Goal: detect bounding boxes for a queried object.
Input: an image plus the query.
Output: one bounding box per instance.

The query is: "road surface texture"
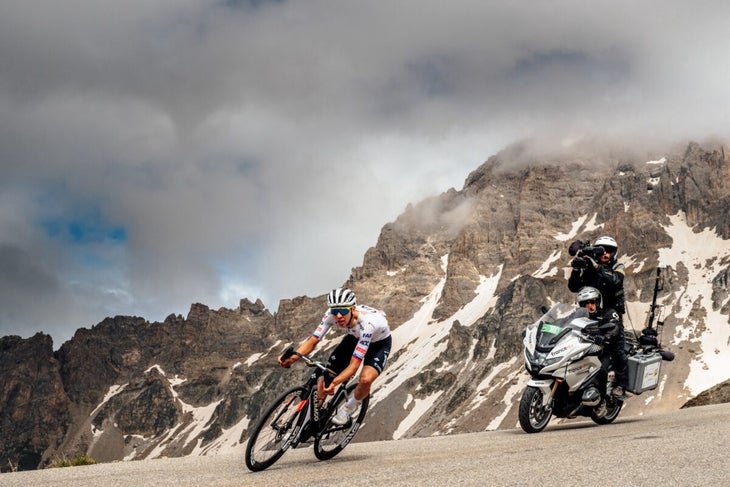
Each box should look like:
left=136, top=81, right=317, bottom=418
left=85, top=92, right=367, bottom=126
left=3, top=402, right=727, bottom=486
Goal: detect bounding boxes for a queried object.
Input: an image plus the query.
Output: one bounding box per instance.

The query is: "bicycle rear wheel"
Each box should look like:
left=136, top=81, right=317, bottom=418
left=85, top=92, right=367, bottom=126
left=313, top=385, right=369, bottom=461
left=245, top=386, right=306, bottom=472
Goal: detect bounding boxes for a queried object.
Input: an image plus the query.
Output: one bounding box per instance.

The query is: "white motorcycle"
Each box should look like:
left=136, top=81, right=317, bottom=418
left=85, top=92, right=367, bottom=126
left=519, top=303, right=626, bottom=433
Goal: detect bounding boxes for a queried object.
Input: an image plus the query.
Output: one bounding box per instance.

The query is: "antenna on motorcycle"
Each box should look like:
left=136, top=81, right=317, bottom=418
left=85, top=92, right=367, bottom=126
left=640, top=266, right=667, bottom=348
left=646, top=267, right=664, bottom=330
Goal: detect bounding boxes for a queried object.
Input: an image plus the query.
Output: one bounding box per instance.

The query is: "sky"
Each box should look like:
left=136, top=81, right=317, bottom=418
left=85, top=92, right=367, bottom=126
left=2, top=1, right=730, bottom=346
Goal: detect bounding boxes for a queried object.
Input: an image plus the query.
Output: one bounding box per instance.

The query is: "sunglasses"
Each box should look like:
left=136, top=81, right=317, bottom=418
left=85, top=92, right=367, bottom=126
left=330, top=307, right=353, bottom=316
left=581, top=299, right=598, bottom=306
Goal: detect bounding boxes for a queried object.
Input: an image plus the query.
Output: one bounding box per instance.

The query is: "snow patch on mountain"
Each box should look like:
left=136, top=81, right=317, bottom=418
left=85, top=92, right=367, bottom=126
left=647, top=157, right=667, bottom=165
left=555, top=213, right=602, bottom=242
left=90, top=384, right=128, bottom=419
left=487, top=369, right=529, bottom=431
left=555, top=215, right=589, bottom=242
left=658, top=212, right=730, bottom=395
left=370, top=255, right=502, bottom=437
left=533, top=250, right=561, bottom=278
left=393, top=392, right=444, bottom=440
left=104, top=365, right=246, bottom=460
left=466, top=356, right=522, bottom=421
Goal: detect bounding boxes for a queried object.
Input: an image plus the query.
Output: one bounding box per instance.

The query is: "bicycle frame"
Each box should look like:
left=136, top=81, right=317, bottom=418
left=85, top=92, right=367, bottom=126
left=283, top=351, right=350, bottom=448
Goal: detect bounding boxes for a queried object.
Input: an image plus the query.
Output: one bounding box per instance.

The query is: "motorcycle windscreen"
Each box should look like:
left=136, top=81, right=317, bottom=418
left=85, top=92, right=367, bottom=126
left=535, top=322, right=565, bottom=351
left=535, top=307, right=587, bottom=351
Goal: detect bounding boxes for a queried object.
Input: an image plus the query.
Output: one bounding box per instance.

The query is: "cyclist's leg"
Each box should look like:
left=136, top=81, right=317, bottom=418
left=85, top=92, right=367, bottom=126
left=353, top=365, right=378, bottom=401
left=321, top=335, right=357, bottom=394
left=353, top=335, right=391, bottom=401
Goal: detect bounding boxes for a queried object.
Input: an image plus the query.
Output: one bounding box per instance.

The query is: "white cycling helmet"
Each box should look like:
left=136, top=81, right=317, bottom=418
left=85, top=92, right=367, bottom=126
left=327, top=288, right=357, bottom=307
left=577, top=286, right=602, bottom=308
left=594, top=236, right=618, bottom=256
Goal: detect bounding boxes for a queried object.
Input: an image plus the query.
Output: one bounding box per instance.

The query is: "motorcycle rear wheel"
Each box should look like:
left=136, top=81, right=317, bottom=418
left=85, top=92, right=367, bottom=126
left=519, top=386, right=553, bottom=433
left=591, top=398, right=623, bottom=424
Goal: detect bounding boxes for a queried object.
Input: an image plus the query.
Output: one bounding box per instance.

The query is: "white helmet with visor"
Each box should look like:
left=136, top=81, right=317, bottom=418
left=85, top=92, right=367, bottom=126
left=327, top=288, right=357, bottom=307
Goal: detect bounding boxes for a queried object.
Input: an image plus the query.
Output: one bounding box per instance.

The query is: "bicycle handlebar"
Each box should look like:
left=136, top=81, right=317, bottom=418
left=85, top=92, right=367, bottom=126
left=281, top=346, right=337, bottom=375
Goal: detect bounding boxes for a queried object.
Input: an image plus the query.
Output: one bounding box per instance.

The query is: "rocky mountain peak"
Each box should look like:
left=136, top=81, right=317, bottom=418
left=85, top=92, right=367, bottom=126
left=2, top=139, right=730, bottom=471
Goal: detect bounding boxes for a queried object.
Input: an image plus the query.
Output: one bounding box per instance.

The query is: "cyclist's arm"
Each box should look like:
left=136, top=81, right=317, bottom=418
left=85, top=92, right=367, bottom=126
left=297, top=336, right=319, bottom=355
left=327, top=356, right=362, bottom=391
left=278, top=336, right=319, bottom=367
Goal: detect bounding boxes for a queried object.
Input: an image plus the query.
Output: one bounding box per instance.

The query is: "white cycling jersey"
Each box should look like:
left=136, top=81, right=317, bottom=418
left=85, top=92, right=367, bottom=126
left=313, top=304, right=390, bottom=360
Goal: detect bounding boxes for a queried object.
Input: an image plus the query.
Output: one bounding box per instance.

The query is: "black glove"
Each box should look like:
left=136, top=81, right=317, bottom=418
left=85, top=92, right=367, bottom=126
left=592, top=335, right=604, bottom=346
left=571, top=257, right=588, bottom=269
left=583, top=323, right=599, bottom=336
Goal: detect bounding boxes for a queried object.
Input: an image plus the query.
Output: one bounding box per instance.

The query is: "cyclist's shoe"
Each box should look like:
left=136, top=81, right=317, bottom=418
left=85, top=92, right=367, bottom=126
left=331, top=404, right=354, bottom=425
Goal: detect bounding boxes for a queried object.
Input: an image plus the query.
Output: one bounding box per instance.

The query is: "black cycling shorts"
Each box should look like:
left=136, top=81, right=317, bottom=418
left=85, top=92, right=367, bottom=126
left=325, top=334, right=392, bottom=383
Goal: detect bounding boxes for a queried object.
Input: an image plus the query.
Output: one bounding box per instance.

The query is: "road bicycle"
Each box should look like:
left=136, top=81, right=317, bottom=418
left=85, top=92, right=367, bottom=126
left=245, top=346, right=370, bottom=472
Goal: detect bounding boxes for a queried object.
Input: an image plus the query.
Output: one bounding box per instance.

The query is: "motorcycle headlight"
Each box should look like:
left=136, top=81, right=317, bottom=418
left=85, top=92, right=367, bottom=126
left=544, top=356, right=561, bottom=366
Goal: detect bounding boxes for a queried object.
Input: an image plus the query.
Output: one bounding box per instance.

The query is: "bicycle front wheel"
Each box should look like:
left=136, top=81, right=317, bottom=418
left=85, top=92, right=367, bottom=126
left=245, top=386, right=306, bottom=472
left=313, top=385, right=369, bottom=461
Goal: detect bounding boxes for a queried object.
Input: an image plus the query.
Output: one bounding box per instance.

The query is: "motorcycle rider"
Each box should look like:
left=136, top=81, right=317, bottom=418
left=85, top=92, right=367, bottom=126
left=568, top=235, right=629, bottom=398
left=576, top=286, right=623, bottom=416
left=277, top=288, right=392, bottom=425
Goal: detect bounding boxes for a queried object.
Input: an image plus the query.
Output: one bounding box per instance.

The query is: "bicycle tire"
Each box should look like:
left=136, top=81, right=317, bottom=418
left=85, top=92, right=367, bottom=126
left=245, top=386, right=307, bottom=472
left=313, top=384, right=369, bottom=461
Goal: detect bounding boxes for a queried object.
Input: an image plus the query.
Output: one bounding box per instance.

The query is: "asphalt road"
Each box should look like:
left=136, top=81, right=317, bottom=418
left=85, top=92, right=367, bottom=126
left=4, top=403, right=728, bottom=487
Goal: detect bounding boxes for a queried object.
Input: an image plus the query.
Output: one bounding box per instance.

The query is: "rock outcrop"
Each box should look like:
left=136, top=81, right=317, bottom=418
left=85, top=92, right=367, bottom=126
left=0, top=333, right=70, bottom=471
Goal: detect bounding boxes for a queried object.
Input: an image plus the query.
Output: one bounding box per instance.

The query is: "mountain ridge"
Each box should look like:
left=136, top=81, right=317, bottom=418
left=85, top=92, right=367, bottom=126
left=2, top=138, right=730, bottom=471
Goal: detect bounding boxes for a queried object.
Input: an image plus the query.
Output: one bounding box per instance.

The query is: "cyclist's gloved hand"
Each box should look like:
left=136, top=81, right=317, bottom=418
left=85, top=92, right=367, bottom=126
left=278, top=346, right=297, bottom=368
left=278, top=355, right=296, bottom=368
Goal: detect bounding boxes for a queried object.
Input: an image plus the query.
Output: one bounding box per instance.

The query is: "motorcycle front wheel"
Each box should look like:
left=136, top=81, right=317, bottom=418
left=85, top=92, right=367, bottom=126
left=518, top=386, right=553, bottom=433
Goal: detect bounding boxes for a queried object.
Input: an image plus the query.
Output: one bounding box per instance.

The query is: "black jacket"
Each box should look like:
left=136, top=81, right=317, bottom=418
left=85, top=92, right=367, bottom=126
left=568, top=260, right=626, bottom=314
left=586, top=307, right=621, bottom=344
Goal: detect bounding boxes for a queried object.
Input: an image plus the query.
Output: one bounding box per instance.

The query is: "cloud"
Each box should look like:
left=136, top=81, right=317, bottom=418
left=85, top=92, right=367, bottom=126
left=1, top=1, right=729, bottom=345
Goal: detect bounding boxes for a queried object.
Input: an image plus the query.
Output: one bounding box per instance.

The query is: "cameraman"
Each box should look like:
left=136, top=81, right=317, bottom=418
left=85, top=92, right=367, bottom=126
left=568, top=235, right=629, bottom=398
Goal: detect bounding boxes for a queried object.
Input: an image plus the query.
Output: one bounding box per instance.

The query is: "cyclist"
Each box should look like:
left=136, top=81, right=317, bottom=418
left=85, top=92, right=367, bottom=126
left=278, top=288, right=392, bottom=425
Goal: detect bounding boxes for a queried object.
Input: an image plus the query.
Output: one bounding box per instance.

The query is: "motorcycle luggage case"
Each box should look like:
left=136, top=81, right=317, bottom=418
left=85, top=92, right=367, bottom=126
left=627, top=352, right=662, bottom=394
